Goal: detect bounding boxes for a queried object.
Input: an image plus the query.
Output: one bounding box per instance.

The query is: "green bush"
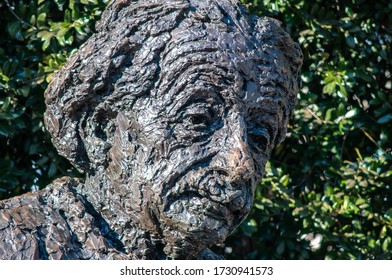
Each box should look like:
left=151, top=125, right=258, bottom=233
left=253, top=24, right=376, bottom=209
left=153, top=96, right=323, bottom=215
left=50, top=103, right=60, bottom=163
left=0, top=0, right=108, bottom=197
left=0, top=0, right=391, bottom=259
left=221, top=0, right=392, bottom=260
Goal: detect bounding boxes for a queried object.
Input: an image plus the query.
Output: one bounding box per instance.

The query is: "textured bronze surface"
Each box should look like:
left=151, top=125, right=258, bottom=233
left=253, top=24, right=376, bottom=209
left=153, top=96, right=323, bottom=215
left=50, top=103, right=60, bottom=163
left=0, top=0, right=302, bottom=259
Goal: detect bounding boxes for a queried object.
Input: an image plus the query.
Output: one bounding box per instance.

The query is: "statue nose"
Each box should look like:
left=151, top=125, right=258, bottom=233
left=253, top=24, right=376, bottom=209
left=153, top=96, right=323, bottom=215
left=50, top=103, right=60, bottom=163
left=226, top=133, right=255, bottom=183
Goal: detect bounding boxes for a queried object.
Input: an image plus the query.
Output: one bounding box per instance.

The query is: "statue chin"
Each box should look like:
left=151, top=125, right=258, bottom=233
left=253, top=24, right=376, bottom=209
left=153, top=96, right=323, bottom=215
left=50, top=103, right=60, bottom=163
left=160, top=168, right=252, bottom=247
left=165, top=195, right=232, bottom=236
left=161, top=196, right=233, bottom=259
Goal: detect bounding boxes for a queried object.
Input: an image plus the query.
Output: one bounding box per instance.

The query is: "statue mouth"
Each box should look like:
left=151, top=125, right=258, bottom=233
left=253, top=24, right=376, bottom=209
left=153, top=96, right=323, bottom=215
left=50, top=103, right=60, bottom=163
left=166, top=192, right=232, bottom=221
left=161, top=169, right=252, bottom=233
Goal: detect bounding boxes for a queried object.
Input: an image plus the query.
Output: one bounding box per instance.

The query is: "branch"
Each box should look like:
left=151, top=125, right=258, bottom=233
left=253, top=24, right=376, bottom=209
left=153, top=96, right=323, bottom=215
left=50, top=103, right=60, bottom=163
left=5, top=0, right=37, bottom=30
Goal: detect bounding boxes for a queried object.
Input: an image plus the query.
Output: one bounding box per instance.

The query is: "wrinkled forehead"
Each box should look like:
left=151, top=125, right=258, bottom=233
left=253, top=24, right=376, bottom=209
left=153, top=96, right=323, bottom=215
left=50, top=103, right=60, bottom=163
left=152, top=24, right=276, bottom=112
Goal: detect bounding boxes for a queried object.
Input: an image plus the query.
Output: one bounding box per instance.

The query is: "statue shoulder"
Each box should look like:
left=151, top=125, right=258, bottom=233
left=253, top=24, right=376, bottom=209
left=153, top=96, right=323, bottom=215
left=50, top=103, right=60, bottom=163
left=0, top=177, right=129, bottom=260
left=0, top=177, right=86, bottom=259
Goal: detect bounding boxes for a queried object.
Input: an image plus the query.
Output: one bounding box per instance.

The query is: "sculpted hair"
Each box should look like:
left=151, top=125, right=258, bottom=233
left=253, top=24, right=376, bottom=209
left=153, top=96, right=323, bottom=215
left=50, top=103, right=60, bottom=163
left=44, top=0, right=303, bottom=172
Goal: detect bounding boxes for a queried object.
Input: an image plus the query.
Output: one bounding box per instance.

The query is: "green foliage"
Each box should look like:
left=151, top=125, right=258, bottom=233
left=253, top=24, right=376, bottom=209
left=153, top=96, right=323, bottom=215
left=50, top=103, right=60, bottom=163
left=0, top=0, right=108, bottom=198
left=216, top=0, right=391, bottom=259
left=1, top=0, right=391, bottom=259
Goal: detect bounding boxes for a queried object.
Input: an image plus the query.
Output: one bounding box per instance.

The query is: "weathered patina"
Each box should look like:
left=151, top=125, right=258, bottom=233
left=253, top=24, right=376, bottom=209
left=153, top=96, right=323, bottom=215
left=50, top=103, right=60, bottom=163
left=0, top=0, right=302, bottom=259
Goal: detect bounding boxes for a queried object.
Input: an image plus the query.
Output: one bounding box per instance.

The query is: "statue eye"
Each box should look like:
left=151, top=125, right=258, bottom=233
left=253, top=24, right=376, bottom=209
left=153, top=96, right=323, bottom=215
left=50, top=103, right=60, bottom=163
left=184, top=104, right=215, bottom=131
left=190, top=113, right=212, bottom=126
left=248, top=127, right=270, bottom=153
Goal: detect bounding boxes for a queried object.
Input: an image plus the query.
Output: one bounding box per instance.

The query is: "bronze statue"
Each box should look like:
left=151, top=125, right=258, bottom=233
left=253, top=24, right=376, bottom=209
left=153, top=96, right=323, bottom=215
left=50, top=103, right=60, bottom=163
left=0, top=0, right=302, bottom=259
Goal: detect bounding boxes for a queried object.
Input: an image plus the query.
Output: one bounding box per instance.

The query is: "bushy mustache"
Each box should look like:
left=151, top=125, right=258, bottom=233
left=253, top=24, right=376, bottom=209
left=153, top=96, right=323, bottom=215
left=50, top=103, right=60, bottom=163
left=161, top=161, right=252, bottom=214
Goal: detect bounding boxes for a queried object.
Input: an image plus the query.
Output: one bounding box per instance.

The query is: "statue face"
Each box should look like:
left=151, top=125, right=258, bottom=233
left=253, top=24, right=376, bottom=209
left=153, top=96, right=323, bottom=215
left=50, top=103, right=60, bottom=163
left=117, top=54, right=280, bottom=250
left=91, top=20, right=291, bottom=255
left=44, top=0, right=302, bottom=258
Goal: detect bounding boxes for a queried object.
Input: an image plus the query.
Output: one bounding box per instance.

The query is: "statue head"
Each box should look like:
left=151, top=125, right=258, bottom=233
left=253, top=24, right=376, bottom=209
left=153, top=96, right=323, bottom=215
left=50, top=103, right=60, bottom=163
left=44, top=0, right=302, bottom=258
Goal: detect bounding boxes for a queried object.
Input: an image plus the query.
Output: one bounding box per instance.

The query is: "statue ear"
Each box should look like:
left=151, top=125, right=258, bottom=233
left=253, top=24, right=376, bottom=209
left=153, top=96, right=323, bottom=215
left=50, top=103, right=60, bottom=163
left=80, top=109, right=117, bottom=171
left=44, top=106, right=116, bottom=173
left=44, top=107, right=90, bottom=173
left=255, top=18, right=303, bottom=92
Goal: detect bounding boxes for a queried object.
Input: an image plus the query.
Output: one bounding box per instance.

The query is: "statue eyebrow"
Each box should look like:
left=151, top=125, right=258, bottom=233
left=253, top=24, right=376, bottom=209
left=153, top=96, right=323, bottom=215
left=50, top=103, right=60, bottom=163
left=247, top=110, right=278, bottom=144
left=165, top=84, right=224, bottom=116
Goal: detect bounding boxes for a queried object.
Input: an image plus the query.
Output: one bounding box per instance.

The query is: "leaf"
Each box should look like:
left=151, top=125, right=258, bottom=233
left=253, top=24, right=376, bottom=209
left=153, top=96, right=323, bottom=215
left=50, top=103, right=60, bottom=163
left=28, top=143, right=39, bottom=155
left=7, top=21, right=21, bottom=38
left=74, top=25, right=87, bottom=36
left=56, top=27, right=69, bottom=38
left=276, top=240, right=285, bottom=255
left=30, top=14, right=36, bottom=26
left=2, top=60, right=10, bottom=75
left=352, top=220, right=362, bottom=230
left=345, top=109, right=358, bottom=119
left=338, top=84, right=348, bottom=98
left=348, top=25, right=362, bottom=33
left=377, top=114, right=392, bottom=124
left=323, top=82, right=336, bottom=94
left=337, top=103, right=345, bottom=115
left=0, top=109, right=25, bottom=120
left=37, top=30, right=56, bottom=51
left=37, top=13, right=47, bottom=28
left=358, top=70, right=375, bottom=83
left=48, top=163, right=57, bottom=177
left=54, top=0, right=67, bottom=8
left=380, top=50, right=388, bottom=61
left=64, top=33, right=74, bottom=45
left=17, top=85, right=30, bottom=97
left=355, top=198, right=366, bottom=206
left=384, top=209, right=392, bottom=221
left=0, top=122, right=9, bottom=137
left=241, top=219, right=258, bottom=237
left=382, top=237, right=391, bottom=252
left=42, top=39, right=51, bottom=51
left=0, top=73, right=9, bottom=84
left=368, top=239, right=376, bottom=249
left=325, top=108, right=334, bottom=121
left=380, top=226, right=387, bottom=239
left=345, top=36, right=356, bottom=48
